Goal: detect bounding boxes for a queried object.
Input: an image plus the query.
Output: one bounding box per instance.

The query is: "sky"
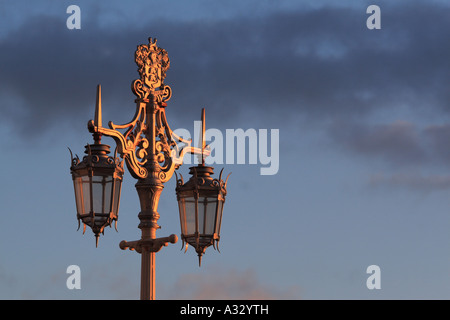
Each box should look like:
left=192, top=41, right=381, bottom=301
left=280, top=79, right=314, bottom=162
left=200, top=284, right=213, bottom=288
left=0, top=0, right=449, bottom=300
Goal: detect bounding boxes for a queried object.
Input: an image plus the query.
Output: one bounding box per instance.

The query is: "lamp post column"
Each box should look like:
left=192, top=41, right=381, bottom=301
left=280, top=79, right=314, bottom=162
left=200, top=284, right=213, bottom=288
left=136, top=96, right=163, bottom=300
left=136, top=180, right=162, bottom=300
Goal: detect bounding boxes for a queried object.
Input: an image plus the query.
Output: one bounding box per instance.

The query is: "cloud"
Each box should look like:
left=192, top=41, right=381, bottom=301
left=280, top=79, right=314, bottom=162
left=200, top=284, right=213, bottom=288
left=328, top=120, right=427, bottom=166
left=368, top=172, right=450, bottom=192
left=0, top=1, right=448, bottom=141
left=162, top=266, right=301, bottom=299
left=327, top=120, right=450, bottom=191
left=328, top=121, right=450, bottom=168
left=422, top=124, right=450, bottom=165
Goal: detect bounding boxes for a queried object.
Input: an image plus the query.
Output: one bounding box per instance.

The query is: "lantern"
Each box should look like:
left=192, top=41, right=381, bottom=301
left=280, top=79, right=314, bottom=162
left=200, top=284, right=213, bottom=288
left=70, top=142, right=124, bottom=246
left=175, top=165, right=230, bottom=266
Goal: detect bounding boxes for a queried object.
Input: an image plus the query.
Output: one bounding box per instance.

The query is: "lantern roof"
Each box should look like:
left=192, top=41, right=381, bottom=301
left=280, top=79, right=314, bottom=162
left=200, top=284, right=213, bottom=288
left=175, top=165, right=229, bottom=195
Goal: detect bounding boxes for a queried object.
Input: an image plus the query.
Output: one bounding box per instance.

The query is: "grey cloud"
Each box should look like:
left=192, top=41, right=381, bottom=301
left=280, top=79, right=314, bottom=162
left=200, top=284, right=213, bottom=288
left=329, top=121, right=450, bottom=168
left=423, top=124, right=450, bottom=164
left=369, top=172, right=450, bottom=192
left=328, top=120, right=450, bottom=191
left=328, top=120, right=427, bottom=166
left=0, top=2, right=448, bottom=141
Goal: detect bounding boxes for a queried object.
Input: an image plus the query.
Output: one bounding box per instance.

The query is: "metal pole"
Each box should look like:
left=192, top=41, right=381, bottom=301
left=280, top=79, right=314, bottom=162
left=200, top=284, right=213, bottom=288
left=140, top=237, right=156, bottom=300
left=136, top=180, right=163, bottom=300
left=137, top=97, right=162, bottom=300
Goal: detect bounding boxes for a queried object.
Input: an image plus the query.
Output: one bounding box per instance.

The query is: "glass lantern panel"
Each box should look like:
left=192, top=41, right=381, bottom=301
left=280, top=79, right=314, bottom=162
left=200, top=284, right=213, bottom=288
left=73, top=177, right=84, bottom=214
left=215, top=199, right=224, bottom=234
left=81, top=175, right=91, bottom=214
left=103, top=176, right=113, bottom=213
left=112, top=178, right=122, bottom=215
left=178, top=198, right=187, bottom=235
left=184, top=198, right=197, bottom=235
left=92, top=175, right=109, bottom=214
left=198, top=197, right=218, bottom=235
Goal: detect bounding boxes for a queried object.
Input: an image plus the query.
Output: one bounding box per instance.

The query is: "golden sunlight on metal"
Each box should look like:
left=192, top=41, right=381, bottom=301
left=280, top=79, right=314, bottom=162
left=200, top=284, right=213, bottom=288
left=175, top=164, right=230, bottom=266
left=69, top=142, right=124, bottom=247
left=69, top=37, right=230, bottom=299
left=176, top=108, right=231, bottom=266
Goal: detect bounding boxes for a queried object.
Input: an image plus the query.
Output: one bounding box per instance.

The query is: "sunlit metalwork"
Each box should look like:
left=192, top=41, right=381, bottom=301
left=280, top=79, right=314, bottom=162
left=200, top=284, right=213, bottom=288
left=175, top=109, right=230, bottom=266
left=69, top=37, right=230, bottom=300
left=70, top=86, right=124, bottom=247
left=69, top=142, right=124, bottom=247
left=176, top=165, right=230, bottom=266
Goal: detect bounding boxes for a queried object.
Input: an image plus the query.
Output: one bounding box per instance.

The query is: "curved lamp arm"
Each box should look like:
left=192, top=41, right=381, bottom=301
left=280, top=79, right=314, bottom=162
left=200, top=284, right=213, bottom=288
left=88, top=85, right=210, bottom=182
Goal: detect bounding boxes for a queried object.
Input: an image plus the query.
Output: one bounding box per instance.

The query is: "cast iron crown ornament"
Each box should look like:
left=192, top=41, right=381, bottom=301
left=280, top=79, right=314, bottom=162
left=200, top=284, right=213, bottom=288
left=69, top=37, right=230, bottom=269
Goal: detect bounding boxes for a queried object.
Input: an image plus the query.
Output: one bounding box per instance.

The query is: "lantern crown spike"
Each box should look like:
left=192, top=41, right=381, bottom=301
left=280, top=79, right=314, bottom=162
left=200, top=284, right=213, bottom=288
left=201, top=108, right=206, bottom=165
left=94, top=84, right=102, bottom=129
left=92, top=84, right=103, bottom=144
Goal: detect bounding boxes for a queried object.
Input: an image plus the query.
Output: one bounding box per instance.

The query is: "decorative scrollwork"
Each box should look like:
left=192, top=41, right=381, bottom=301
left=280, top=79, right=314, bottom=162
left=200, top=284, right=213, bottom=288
left=69, top=148, right=80, bottom=167
left=212, top=169, right=231, bottom=193
left=87, top=37, right=209, bottom=182
left=161, top=85, right=172, bottom=102
left=132, top=79, right=147, bottom=100
left=88, top=99, right=150, bottom=179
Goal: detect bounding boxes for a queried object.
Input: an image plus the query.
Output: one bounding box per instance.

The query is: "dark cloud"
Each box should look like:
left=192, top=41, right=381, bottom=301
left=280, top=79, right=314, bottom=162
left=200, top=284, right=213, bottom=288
left=423, top=124, right=450, bottom=164
left=0, top=2, right=448, bottom=140
left=369, top=172, right=450, bottom=192
left=327, top=120, right=450, bottom=191
left=328, top=120, right=427, bottom=166
left=328, top=121, right=450, bottom=167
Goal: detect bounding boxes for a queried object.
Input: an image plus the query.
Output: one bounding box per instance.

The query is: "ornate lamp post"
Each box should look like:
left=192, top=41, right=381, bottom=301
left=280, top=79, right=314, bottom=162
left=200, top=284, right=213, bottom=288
left=69, top=37, right=230, bottom=300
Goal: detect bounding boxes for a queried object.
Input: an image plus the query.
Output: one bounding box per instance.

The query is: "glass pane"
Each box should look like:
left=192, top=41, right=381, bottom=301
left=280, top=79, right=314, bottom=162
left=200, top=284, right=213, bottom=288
left=112, top=178, right=122, bottom=215
left=204, top=197, right=217, bottom=235
left=92, top=175, right=105, bottom=214
left=103, top=178, right=113, bottom=213
left=197, top=198, right=205, bottom=234
left=196, top=197, right=220, bottom=235
left=82, top=175, right=91, bottom=214
left=178, top=198, right=187, bottom=235
left=185, top=199, right=196, bottom=235
left=215, top=200, right=224, bottom=234
left=73, top=178, right=84, bottom=214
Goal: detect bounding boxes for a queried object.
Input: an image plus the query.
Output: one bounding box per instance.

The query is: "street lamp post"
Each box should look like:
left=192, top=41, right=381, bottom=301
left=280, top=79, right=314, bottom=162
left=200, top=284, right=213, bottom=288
left=69, top=37, right=230, bottom=300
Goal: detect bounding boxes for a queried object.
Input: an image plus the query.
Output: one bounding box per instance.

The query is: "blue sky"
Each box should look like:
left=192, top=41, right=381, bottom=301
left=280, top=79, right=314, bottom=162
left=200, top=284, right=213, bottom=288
left=0, top=0, right=449, bottom=299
